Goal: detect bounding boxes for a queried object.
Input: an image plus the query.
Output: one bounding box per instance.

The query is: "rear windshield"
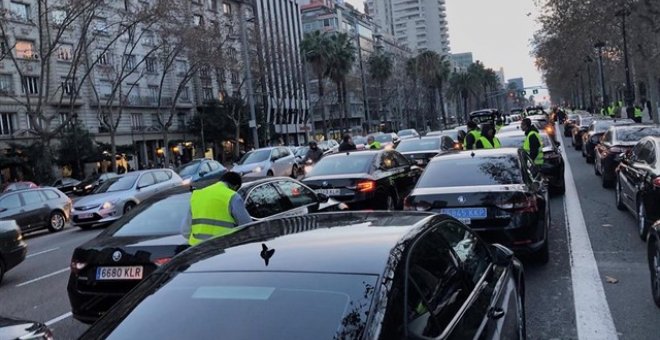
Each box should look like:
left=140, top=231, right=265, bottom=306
left=398, top=129, right=416, bottom=137
left=396, top=138, right=440, bottom=152
left=441, top=130, right=459, bottom=141
left=616, top=127, right=660, bottom=142
left=418, top=155, right=523, bottom=188
left=309, top=154, right=374, bottom=176
left=112, top=193, right=190, bottom=237
left=498, top=134, right=553, bottom=148
left=103, top=272, right=377, bottom=340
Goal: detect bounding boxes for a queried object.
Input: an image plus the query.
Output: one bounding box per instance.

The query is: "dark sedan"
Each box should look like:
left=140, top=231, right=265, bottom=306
left=395, top=135, right=455, bottom=167
left=176, top=158, right=226, bottom=185
left=595, top=125, right=660, bottom=188
left=647, top=220, right=660, bottom=308
left=0, top=316, right=52, bottom=339
left=404, top=148, right=550, bottom=263
left=571, top=115, right=595, bottom=150
left=68, top=177, right=345, bottom=323
left=0, top=220, right=26, bottom=284
left=80, top=212, right=525, bottom=340
left=0, top=188, right=71, bottom=233
left=582, top=119, right=634, bottom=163
left=564, top=113, right=579, bottom=137
left=73, top=172, right=118, bottom=196
left=52, top=177, right=80, bottom=195
left=615, top=137, right=660, bottom=240
left=302, top=150, right=422, bottom=210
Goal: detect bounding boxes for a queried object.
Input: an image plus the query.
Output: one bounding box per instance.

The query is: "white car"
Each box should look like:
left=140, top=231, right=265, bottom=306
left=231, top=147, right=297, bottom=178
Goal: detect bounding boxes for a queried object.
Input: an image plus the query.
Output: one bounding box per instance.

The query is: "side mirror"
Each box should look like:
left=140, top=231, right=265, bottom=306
left=317, top=193, right=329, bottom=203
left=199, top=171, right=207, bottom=177
left=270, top=156, right=277, bottom=162
left=490, top=244, right=514, bottom=266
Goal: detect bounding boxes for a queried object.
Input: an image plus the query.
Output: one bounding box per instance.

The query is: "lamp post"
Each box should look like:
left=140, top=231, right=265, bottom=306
left=584, top=56, right=595, bottom=110
left=238, top=0, right=259, bottom=149
left=594, top=41, right=608, bottom=106
left=615, top=8, right=635, bottom=108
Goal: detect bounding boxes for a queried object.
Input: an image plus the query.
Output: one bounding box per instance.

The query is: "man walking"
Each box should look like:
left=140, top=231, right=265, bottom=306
left=521, top=118, right=544, bottom=166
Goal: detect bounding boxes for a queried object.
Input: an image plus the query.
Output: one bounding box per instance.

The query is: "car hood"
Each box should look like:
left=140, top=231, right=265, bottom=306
left=232, top=161, right=267, bottom=174
left=74, top=191, right=130, bottom=207
left=0, top=316, right=50, bottom=339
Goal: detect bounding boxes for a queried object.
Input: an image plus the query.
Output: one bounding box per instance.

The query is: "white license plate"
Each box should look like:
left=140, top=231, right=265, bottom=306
left=96, top=266, right=143, bottom=280
left=316, top=189, right=341, bottom=196
left=78, top=213, right=94, bottom=219
left=458, top=218, right=472, bottom=225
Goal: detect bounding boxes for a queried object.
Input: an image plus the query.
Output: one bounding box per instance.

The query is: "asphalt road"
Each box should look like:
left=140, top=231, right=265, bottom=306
left=0, top=129, right=658, bottom=339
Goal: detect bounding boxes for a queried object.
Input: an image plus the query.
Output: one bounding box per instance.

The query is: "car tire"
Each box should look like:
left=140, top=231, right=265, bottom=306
left=615, top=179, right=626, bottom=211
left=649, top=238, right=660, bottom=308
left=291, top=165, right=298, bottom=179
left=48, top=211, right=66, bottom=232
left=124, top=202, right=136, bottom=214
left=638, top=199, right=649, bottom=241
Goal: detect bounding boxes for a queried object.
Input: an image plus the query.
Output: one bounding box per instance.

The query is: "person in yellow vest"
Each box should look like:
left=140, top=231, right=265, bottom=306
left=186, top=172, right=252, bottom=246
left=463, top=121, right=481, bottom=150
left=367, top=135, right=382, bottom=150
left=475, top=124, right=501, bottom=149
left=634, top=105, right=643, bottom=123
left=521, top=118, right=544, bottom=166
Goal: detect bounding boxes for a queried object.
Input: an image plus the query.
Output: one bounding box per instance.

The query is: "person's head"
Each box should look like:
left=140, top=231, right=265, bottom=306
left=521, top=118, right=533, bottom=133
left=367, top=135, right=375, bottom=144
left=467, top=121, right=478, bottom=131
left=342, top=134, right=352, bottom=144
left=221, top=171, right=242, bottom=191
left=457, top=130, right=467, bottom=142
left=482, top=124, right=495, bottom=138
left=309, top=141, right=318, bottom=150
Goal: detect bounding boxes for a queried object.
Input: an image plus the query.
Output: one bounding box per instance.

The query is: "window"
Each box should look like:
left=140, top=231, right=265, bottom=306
left=0, top=194, right=21, bottom=210
left=42, top=190, right=61, bottom=200
left=175, top=60, right=187, bottom=75
left=202, top=87, right=213, bottom=101
left=21, top=76, right=39, bottom=94
left=180, top=86, right=190, bottom=101
left=57, top=43, right=73, bottom=61
left=10, top=2, right=30, bottom=21
left=0, top=113, right=14, bottom=135
left=121, top=25, right=135, bottom=43
left=154, top=171, right=170, bottom=183
left=245, top=184, right=290, bottom=219
left=193, top=15, right=203, bottom=26
left=151, top=113, right=160, bottom=126
left=274, top=180, right=317, bottom=208
left=231, top=71, right=239, bottom=83
left=21, top=191, right=43, bottom=205
left=143, top=30, right=155, bottom=45
left=112, top=193, right=190, bottom=237
left=59, top=112, right=71, bottom=126
left=417, top=155, right=523, bottom=188
left=137, top=173, right=156, bottom=188
left=222, top=2, right=231, bottom=15
left=61, top=77, right=75, bottom=95
left=94, top=17, right=108, bottom=33
left=228, top=48, right=237, bottom=61
left=145, top=57, right=157, bottom=73
left=0, top=74, right=13, bottom=93
left=207, top=0, right=217, bottom=11
left=435, top=222, right=490, bottom=284
left=97, top=51, right=109, bottom=65
left=98, top=80, right=113, bottom=98
left=52, top=9, right=66, bottom=25
left=131, top=113, right=143, bottom=130
left=148, top=85, right=159, bottom=101
left=124, top=54, right=136, bottom=69
left=177, top=113, right=186, bottom=129
left=15, top=40, right=36, bottom=59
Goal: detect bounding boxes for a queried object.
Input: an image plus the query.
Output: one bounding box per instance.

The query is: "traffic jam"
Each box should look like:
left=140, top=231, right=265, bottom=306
left=2, top=108, right=660, bottom=339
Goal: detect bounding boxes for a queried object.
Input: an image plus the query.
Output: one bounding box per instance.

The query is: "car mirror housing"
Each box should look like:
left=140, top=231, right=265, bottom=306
left=199, top=171, right=207, bottom=177
left=317, top=193, right=329, bottom=203
left=490, top=243, right=514, bottom=266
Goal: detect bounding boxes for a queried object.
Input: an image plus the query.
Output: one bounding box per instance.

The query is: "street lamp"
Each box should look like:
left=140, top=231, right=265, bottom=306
left=615, top=8, right=635, bottom=108
left=238, top=0, right=259, bottom=149
left=594, top=41, right=608, bottom=107
left=584, top=56, right=595, bottom=110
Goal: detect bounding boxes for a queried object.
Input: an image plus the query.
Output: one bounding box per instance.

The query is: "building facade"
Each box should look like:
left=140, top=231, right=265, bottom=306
left=451, top=52, right=474, bottom=73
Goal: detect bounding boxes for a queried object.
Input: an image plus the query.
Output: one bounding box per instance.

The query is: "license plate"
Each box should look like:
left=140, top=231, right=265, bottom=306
left=415, top=159, right=425, bottom=165
left=316, top=189, right=341, bottom=196
left=78, top=213, right=94, bottom=219
left=440, top=208, right=488, bottom=222
left=96, top=266, right=143, bottom=280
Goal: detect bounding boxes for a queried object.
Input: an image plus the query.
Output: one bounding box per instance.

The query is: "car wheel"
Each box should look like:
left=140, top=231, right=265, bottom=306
left=638, top=200, right=649, bottom=241
left=650, top=239, right=660, bottom=308
left=124, top=202, right=136, bottom=214
left=615, top=179, right=626, bottom=211
left=267, top=170, right=274, bottom=177
left=291, top=165, right=298, bottom=179
left=48, top=211, right=66, bottom=232
left=516, top=279, right=527, bottom=339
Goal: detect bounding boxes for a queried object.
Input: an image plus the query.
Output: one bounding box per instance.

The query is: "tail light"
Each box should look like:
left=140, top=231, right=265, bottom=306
left=653, top=177, right=660, bottom=188
left=496, top=195, right=537, bottom=212
left=609, top=146, right=626, bottom=154
left=545, top=126, right=554, bottom=134
left=453, top=143, right=463, bottom=150
left=153, top=257, right=172, bottom=266
left=403, top=196, right=431, bottom=211
left=357, top=180, right=376, bottom=193
left=70, top=260, right=87, bottom=274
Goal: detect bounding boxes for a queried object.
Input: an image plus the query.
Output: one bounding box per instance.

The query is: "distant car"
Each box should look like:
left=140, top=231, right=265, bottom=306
left=582, top=119, right=634, bottom=163
left=571, top=115, right=595, bottom=150
left=564, top=113, right=580, bottom=137
left=428, top=129, right=463, bottom=144
left=232, top=147, right=297, bottom=178
left=52, top=177, right=81, bottom=195
left=397, top=128, right=419, bottom=140
left=395, top=135, right=455, bottom=167
left=0, top=316, right=52, bottom=339
left=647, top=220, right=660, bottom=308
left=367, top=132, right=400, bottom=147
left=0, top=220, right=26, bottom=284
left=0, top=188, right=71, bottom=233
left=176, top=159, right=226, bottom=185
left=469, top=109, right=497, bottom=124
left=71, top=169, right=182, bottom=229
left=3, top=182, right=38, bottom=193
left=79, top=212, right=526, bottom=340
left=67, top=177, right=345, bottom=323
left=73, top=172, right=118, bottom=196
left=303, top=149, right=422, bottom=210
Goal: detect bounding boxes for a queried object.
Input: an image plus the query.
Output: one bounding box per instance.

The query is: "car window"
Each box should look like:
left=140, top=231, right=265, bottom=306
left=441, top=136, right=455, bottom=150
left=418, top=155, right=523, bottom=188
left=393, top=151, right=410, bottom=167
left=21, top=191, right=43, bottom=205
left=602, top=131, right=612, bottom=144
left=209, top=161, right=221, bottom=171
left=112, top=193, right=190, bottom=236
left=435, top=221, right=490, bottom=285
left=616, top=127, right=660, bottom=142
left=380, top=152, right=397, bottom=169
left=154, top=171, right=170, bottom=183
left=177, top=161, right=201, bottom=177
left=279, top=147, right=291, bottom=157
left=41, top=190, right=61, bottom=200
left=637, top=141, right=654, bottom=164
left=245, top=183, right=289, bottom=219
left=0, top=194, right=22, bottom=209
left=53, top=179, right=63, bottom=186
left=137, top=173, right=157, bottom=188
left=270, top=148, right=280, bottom=161
left=308, top=154, right=375, bottom=176
left=396, top=139, right=441, bottom=153
left=274, top=180, right=317, bottom=208
left=647, top=142, right=657, bottom=165
left=201, top=162, right=213, bottom=173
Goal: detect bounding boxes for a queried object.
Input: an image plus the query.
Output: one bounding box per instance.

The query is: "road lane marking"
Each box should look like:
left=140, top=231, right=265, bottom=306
left=560, top=124, right=618, bottom=340
left=26, top=247, right=59, bottom=258
left=15, top=267, right=69, bottom=287
left=45, top=312, right=72, bottom=326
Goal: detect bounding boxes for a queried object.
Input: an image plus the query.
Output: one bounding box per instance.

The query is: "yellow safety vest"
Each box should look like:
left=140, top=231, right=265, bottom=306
left=523, top=130, right=544, bottom=165
left=607, top=106, right=615, bottom=116
left=368, top=141, right=382, bottom=149
left=634, top=108, right=643, bottom=118
left=189, top=182, right=237, bottom=246
left=477, top=136, right=501, bottom=149
left=463, top=130, right=481, bottom=150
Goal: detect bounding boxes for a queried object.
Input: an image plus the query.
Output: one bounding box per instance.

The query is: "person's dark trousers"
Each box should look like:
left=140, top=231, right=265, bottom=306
left=634, top=117, right=642, bottom=123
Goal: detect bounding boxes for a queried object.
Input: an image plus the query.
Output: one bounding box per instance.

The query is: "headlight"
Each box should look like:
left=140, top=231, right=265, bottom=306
left=84, top=184, right=93, bottom=190
left=304, top=165, right=314, bottom=174
left=252, top=166, right=262, bottom=174
left=182, top=178, right=192, bottom=185
left=101, top=201, right=115, bottom=210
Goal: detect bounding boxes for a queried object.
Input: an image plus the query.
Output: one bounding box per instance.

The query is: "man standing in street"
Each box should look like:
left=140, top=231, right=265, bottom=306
left=634, top=104, right=643, bottom=123
left=303, top=141, right=323, bottom=164
left=338, top=134, right=357, bottom=152
left=463, top=121, right=481, bottom=150
left=367, top=135, right=382, bottom=150
left=475, top=124, right=501, bottom=149
left=521, top=118, right=544, bottom=166
left=187, top=172, right=252, bottom=246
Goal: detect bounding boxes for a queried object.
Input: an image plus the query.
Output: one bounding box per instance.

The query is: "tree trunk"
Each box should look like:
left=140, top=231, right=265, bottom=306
left=379, top=81, right=384, bottom=121
left=318, top=75, right=328, bottom=140
left=109, top=109, right=117, bottom=173
left=162, top=128, right=170, bottom=168
left=343, top=81, right=350, bottom=133
left=463, top=94, right=469, bottom=122
left=439, top=81, right=447, bottom=129
left=336, top=81, right=344, bottom=135
left=648, top=72, right=660, bottom=124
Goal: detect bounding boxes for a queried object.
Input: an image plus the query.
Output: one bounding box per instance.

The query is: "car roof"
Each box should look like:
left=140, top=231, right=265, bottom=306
left=430, top=148, right=520, bottom=162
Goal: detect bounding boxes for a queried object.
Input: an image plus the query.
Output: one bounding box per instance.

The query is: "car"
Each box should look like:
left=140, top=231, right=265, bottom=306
left=397, top=128, right=419, bottom=140
left=79, top=212, right=526, bottom=340
left=71, top=169, right=182, bottom=229
left=525, top=106, right=547, bottom=116
left=427, top=129, right=463, bottom=144
left=497, top=131, right=565, bottom=194
left=647, top=220, right=660, bottom=308
left=3, top=182, right=38, bottom=193
left=571, top=115, right=595, bottom=150
left=176, top=158, right=227, bottom=185
left=302, top=149, right=422, bottom=210
left=52, top=177, right=81, bottom=195
left=0, top=316, right=52, bottom=339
left=395, top=135, right=455, bottom=167
left=318, top=139, right=339, bottom=153
left=0, top=188, right=71, bottom=233
left=232, top=147, right=297, bottom=178
left=582, top=119, right=634, bottom=163
left=595, top=125, right=660, bottom=188
left=67, top=177, right=346, bottom=323
left=615, top=137, right=660, bottom=240
left=367, top=132, right=400, bottom=148
left=73, top=172, right=118, bottom=196
left=564, top=113, right=580, bottom=137
left=469, top=109, right=498, bottom=124
left=404, top=148, right=551, bottom=263
left=0, top=220, right=26, bottom=284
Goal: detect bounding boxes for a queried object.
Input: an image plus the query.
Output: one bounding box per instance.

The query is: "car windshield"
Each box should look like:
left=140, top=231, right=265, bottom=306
left=374, top=134, right=393, bottom=143
left=111, top=193, right=190, bottom=237
left=176, top=161, right=201, bottom=177
left=308, top=154, right=374, bottom=176
left=616, top=127, right=660, bottom=142
left=396, top=138, right=440, bottom=152
left=419, top=155, right=523, bottom=188
left=593, top=120, right=634, bottom=133
left=94, top=175, right=138, bottom=193
left=398, top=129, right=416, bottom=137
left=238, top=149, right=271, bottom=165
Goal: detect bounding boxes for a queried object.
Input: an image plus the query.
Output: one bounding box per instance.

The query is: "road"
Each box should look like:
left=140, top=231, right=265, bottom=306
left=0, top=128, right=658, bottom=339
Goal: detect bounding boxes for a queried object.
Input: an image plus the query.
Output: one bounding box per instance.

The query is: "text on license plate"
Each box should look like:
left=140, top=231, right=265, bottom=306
left=440, top=208, right=488, bottom=222
left=96, top=266, right=143, bottom=280
left=316, top=189, right=341, bottom=196
left=78, top=213, right=94, bottom=219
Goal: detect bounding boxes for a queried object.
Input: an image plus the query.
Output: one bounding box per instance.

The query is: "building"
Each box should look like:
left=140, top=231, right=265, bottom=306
left=366, top=0, right=450, bottom=55
left=451, top=52, right=473, bottom=73
left=508, top=77, right=525, bottom=90
left=496, top=67, right=507, bottom=88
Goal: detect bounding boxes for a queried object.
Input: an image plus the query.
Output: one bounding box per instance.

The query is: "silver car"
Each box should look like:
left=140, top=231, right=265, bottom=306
left=231, top=147, right=297, bottom=178
left=71, top=169, right=182, bottom=229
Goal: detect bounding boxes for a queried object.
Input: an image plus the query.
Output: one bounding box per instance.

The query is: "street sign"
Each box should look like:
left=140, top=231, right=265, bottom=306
left=248, top=119, right=257, bottom=128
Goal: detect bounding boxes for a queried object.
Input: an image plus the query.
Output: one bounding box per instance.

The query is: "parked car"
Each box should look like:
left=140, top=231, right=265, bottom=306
left=564, top=113, right=580, bottom=137
left=404, top=148, right=551, bottom=263
left=582, top=118, right=634, bottom=163
left=0, top=316, right=52, bottom=339
left=571, top=115, right=594, bottom=150
left=395, top=135, right=455, bottom=167
left=0, top=188, right=71, bottom=233
left=0, top=220, right=26, bottom=284
left=647, top=220, right=660, bottom=308
left=303, top=149, right=422, bottom=210
left=176, top=158, right=227, bottom=185
left=67, top=177, right=346, bottom=323
left=52, top=177, right=81, bottom=195
left=615, top=137, right=660, bottom=239
left=3, top=182, right=38, bottom=193
left=397, top=128, right=419, bottom=140
left=73, top=172, right=118, bottom=196
left=318, top=139, right=339, bottom=153
left=232, top=147, right=297, bottom=178
left=71, top=169, right=182, bottom=229
left=79, top=212, right=525, bottom=340
left=595, top=125, right=660, bottom=188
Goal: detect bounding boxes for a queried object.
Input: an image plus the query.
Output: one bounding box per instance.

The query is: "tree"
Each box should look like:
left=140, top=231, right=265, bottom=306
left=367, top=50, right=393, bottom=121
left=448, top=72, right=478, bottom=122
left=326, top=33, right=356, bottom=134
left=300, top=31, right=331, bottom=138
left=408, top=51, right=451, bottom=129
left=57, top=122, right=98, bottom=179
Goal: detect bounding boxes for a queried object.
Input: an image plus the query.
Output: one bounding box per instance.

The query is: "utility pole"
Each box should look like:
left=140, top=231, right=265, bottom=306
left=594, top=41, right=608, bottom=107
left=239, top=1, right=259, bottom=149
left=355, top=21, right=371, bottom=133
left=585, top=56, right=595, bottom=111
left=616, top=8, right=635, bottom=108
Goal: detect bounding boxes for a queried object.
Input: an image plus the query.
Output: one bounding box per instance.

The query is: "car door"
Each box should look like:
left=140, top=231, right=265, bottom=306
left=135, top=172, right=158, bottom=201
left=272, top=179, right=320, bottom=215
left=243, top=183, right=293, bottom=220
left=631, top=141, right=655, bottom=210
left=0, top=193, right=28, bottom=229
left=153, top=170, right=173, bottom=192
left=268, top=148, right=281, bottom=175
left=275, top=147, right=294, bottom=176
left=19, top=190, right=49, bottom=230
left=620, top=143, right=645, bottom=209
left=392, top=151, right=418, bottom=199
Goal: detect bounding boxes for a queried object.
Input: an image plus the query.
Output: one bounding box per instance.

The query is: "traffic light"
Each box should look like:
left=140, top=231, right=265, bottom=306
left=533, top=89, right=539, bottom=94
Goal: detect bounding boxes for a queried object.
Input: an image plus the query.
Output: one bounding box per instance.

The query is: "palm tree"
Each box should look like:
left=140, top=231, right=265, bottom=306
left=326, top=32, right=356, bottom=134
left=413, top=50, right=451, bottom=129
left=405, top=57, right=423, bottom=129
left=300, top=31, right=331, bottom=138
left=448, top=72, right=478, bottom=122
left=482, top=68, right=500, bottom=107
left=367, top=50, right=393, bottom=122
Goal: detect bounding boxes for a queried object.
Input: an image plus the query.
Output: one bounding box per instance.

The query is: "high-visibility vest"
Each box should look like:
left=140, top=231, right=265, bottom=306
left=523, top=130, right=544, bottom=165
left=607, top=106, right=615, bottom=116
left=368, top=141, right=382, bottom=149
left=477, top=136, right=501, bottom=149
left=463, top=130, right=481, bottom=150
left=634, top=107, right=643, bottom=118
left=189, top=182, right=238, bottom=246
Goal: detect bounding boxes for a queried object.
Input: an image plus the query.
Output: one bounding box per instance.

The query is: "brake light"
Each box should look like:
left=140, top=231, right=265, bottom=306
left=357, top=180, right=376, bottom=193
left=496, top=195, right=537, bottom=212
left=70, top=260, right=87, bottom=274
left=153, top=257, right=172, bottom=266
left=653, top=177, right=660, bottom=188
left=545, top=126, right=554, bottom=134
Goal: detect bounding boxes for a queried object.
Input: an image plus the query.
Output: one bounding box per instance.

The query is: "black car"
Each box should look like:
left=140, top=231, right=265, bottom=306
left=498, top=131, right=565, bottom=194
left=469, top=108, right=498, bottom=124
left=0, top=188, right=72, bottom=233
left=595, top=125, right=660, bottom=188
left=571, top=115, right=594, bottom=150
left=176, top=158, right=227, bottom=185
left=80, top=212, right=525, bottom=340
left=615, top=137, right=660, bottom=239
left=646, top=220, right=660, bottom=308
left=68, top=177, right=345, bottom=323
left=52, top=177, right=81, bottom=195
left=73, top=172, right=118, bottom=196
left=0, top=316, right=52, bottom=339
left=564, top=113, right=580, bottom=137
left=395, top=135, right=455, bottom=167
left=302, top=150, right=422, bottom=210
left=404, top=148, right=550, bottom=263
left=582, top=119, right=634, bottom=163
left=0, top=220, right=26, bottom=284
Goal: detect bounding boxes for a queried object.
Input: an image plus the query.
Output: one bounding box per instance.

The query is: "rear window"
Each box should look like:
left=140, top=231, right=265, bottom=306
left=396, top=138, right=440, bottom=152
left=308, top=154, right=374, bottom=176
left=111, top=193, right=190, bottom=237
left=616, top=127, right=660, bottom=142
left=498, top=134, right=552, bottom=148
left=579, top=117, right=594, bottom=126
left=42, top=190, right=61, bottom=200
left=103, top=272, right=377, bottom=340
left=418, top=155, right=523, bottom=188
